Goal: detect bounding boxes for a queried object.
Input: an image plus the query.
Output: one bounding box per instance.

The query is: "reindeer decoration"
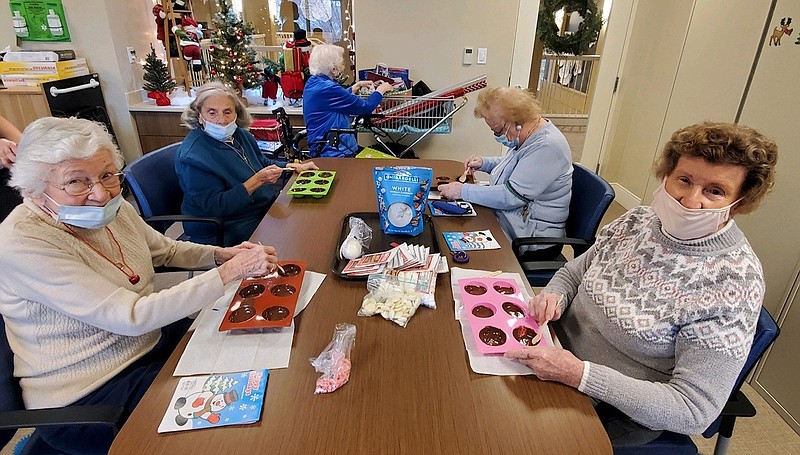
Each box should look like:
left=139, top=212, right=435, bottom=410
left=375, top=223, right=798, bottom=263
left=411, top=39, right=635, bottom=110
left=770, top=17, right=793, bottom=46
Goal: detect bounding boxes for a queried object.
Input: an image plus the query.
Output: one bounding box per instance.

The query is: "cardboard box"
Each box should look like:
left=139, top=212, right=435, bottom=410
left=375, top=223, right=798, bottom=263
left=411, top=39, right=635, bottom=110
left=0, top=58, right=88, bottom=76
left=1, top=66, right=90, bottom=86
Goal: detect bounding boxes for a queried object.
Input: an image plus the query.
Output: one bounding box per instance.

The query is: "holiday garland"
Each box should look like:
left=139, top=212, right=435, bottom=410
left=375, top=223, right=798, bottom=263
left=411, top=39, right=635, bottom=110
left=537, top=0, right=603, bottom=55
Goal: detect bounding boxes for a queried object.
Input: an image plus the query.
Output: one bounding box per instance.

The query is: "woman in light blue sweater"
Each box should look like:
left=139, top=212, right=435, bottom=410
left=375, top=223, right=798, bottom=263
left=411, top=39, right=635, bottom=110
left=438, top=87, right=572, bottom=260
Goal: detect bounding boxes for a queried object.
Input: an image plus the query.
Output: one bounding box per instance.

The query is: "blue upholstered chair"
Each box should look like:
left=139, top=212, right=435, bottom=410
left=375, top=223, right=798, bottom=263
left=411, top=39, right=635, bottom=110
left=0, top=317, right=124, bottom=454
left=513, top=163, right=615, bottom=287
left=124, top=142, right=225, bottom=246
left=613, top=306, right=780, bottom=455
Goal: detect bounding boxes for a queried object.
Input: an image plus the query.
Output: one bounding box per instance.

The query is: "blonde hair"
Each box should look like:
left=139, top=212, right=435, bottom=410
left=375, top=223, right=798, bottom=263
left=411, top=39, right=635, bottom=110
left=309, top=44, right=344, bottom=77
left=473, top=87, right=542, bottom=126
left=181, top=82, right=252, bottom=129
left=10, top=117, right=123, bottom=199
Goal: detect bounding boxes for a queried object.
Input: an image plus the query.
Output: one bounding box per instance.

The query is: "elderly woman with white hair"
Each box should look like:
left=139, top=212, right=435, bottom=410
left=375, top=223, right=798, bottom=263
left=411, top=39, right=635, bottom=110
left=0, top=117, right=280, bottom=454
left=303, top=44, right=393, bottom=157
left=176, top=82, right=317, bottom=246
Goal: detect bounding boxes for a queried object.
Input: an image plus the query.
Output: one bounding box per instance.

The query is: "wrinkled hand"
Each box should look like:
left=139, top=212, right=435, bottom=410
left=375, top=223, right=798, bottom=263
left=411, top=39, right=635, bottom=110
left=375, top=81, right=394, bottom=95
left=437, top=181, right=464, bottom=200
left=214, top=241, right=275, bottom=265
left=256, top=164, right=284, bottom=185
left=504, top=346, right=584, bottom=388
left=351, top=80, right=373, bottom=94
left=0, top=139, right=17, bottom=169
left=464, top=155, right=482, bottom=173
left=217, top=243, right=279, bottom=285
left=287, top=160, right=319, bottom=173
left=529, top=291, right=564, bottom=325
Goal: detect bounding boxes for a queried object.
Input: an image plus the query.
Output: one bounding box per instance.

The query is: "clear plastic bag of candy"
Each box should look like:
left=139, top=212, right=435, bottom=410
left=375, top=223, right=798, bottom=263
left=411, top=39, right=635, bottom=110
left=339, top=216, right=372, bottom=260
left=310, top=323, right=356, bottom=394
left=358, top=274, right=423, bottom=327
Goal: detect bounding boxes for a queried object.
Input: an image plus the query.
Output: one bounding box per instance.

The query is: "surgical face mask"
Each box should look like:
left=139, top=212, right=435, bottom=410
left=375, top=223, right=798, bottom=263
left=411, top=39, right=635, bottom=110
left=495, top=133, right=519, bottom=149
left=650, top=181, right=739, bottom=240
left=202, top=116, right=238, bottom=141
left=44, top=192, right=123, bottom=229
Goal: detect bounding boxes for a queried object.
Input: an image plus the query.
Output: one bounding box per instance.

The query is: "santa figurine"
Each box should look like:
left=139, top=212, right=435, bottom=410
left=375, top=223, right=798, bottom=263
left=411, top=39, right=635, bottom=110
left=283, top=28, right=312, bottom=70
left=173, top=16, right=203, bottom=72
left=152, top=4, right=178, bottom=57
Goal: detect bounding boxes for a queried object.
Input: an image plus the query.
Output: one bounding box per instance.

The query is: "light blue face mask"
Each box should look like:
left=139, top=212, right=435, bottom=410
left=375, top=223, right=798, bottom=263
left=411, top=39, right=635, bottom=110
left=44, top=193, right=123, bottom=229
left=203, top=117, right=238, bottom=141
left=495, top=134, right=519, bottom=149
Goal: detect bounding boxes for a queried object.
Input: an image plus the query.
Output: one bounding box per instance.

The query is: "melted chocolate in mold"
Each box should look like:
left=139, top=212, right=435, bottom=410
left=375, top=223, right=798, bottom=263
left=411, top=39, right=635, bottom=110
left=263, top=306, right=290, bottom=321
left=479, top=326, right=507, bottom=346
left=295, top=179, right=312, bottom=185
left=493, top=284, right=516, bottom=295
left=310, top=187, right=325, bottom=193
left=239, top=284, right=265, bottom=299
left=299, top=172, right=315, bottom=178
left=314, top=179, right=330, bottom=185
left=229, top=306, right=256, bottom=323
left=270, top=284, right=296, bottom=296
left=471, top=305, right=494, bottom=318
left=464, top=284, right=487, bottom=295
left=318, top=172, right=333, bottom=178
left=292, top=187, right=307, bottom=192
left=278, top=264, right=301, bottom=277
left=502, top=302, right=525, bottom=319
left=513, top=326, right=540, bottom=346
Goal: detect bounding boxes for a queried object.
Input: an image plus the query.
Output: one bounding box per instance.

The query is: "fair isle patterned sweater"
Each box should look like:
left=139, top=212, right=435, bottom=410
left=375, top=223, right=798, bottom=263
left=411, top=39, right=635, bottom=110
left=546, top=206, right=763, bottom=434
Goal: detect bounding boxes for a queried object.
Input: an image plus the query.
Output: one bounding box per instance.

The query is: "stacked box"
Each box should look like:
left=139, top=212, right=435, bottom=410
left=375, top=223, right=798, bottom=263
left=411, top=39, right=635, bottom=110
left=0, top=58, right=89, bottom=86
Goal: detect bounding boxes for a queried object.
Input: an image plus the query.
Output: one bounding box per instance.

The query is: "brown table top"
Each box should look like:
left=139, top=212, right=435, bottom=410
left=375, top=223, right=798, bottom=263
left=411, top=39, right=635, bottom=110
left=110, top=158, right=611, bottom=455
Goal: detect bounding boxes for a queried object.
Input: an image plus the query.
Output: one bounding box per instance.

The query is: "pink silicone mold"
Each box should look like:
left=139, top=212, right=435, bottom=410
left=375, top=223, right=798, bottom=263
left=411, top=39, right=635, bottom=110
left=458, top=278, right=547, bottom=354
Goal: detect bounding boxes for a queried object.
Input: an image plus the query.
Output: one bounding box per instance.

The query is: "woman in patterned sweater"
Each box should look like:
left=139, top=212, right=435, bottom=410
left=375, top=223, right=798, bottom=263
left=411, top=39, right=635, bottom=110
left=505, top=122, right=778, bottom=446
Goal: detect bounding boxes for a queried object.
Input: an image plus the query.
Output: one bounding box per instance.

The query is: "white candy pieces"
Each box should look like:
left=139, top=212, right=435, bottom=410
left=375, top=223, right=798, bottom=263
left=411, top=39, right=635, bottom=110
left=358, top=286, right=421, bottom=327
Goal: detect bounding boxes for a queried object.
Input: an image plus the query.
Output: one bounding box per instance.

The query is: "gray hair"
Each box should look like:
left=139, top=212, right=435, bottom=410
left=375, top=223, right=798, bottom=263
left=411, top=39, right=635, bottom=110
left=181, top=81, right=253, bottom=129
left=9, top=117, right=123, bottom=199
left=309, top=44, right=344, bottom=77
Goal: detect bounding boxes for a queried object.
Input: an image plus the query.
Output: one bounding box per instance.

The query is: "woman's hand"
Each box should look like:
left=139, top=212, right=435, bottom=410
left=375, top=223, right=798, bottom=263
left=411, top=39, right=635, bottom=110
left=351, top=80, right=373, bottom=94
left=0, top=139, right=17, bottom=169
left=287, top=160, right=319, bottom=173
left=437, top=181, right=464, bottom=200
left=528, top=291, right=564, bottom=325
left=464, top=155, right=483, bottom=173
left=216, top=243, right=279, bottom=285
left=244, top=165, right=284, bottom=194
left=375, top=81, right=394, bottom=95
left=504, top=346, right=584, bottom=388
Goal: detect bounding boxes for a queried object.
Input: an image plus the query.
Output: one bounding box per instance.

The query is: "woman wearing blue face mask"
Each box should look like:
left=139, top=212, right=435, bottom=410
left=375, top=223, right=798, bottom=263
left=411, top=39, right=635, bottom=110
left=1, top=117, right=282, bottom=454
left=176, top=82, right=318, bottom=246
left=504, top=122, right=778, bottom=448
left=437, top=87, right=573, bottom=260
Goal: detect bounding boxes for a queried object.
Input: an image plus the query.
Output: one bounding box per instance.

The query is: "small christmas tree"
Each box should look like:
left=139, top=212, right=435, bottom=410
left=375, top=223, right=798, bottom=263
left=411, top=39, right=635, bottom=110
left=142, top=44, right=175, bottom=106
left=209, top=0, right=264, bottom=92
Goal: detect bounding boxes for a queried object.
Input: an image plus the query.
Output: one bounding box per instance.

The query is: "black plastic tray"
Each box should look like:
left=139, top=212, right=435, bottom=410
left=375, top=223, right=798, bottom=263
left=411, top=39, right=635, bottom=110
left=332, top=212, right=440, bottom=280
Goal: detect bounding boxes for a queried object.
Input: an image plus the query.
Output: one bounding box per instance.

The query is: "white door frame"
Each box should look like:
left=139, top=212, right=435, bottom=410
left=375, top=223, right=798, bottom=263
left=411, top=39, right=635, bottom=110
left=510, top=1, right=540, bottom=87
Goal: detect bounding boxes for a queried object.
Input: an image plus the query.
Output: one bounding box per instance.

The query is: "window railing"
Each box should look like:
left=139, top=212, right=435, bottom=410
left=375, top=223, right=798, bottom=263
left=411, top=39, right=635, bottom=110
left=537, top=54, right=600, bottom=120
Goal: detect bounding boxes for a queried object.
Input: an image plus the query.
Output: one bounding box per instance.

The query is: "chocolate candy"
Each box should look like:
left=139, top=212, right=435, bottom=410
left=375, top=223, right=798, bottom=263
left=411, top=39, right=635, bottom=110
left=479, top=326, right=507, bottom=346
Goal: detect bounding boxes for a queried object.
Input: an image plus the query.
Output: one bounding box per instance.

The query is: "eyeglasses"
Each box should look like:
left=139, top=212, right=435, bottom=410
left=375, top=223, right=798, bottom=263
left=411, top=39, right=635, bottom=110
left=51, top=172, right=125, bottom=196
left=490, top=124, right=508, bottom=137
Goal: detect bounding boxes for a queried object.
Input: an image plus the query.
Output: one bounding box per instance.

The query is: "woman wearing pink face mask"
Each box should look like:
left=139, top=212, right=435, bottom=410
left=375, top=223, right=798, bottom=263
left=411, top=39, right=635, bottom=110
left=503, top=122, right=778, bottom=447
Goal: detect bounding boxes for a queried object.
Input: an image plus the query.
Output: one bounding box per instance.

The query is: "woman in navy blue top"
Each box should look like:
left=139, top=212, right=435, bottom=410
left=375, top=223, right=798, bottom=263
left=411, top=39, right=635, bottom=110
left=303, top=44, right=393, bottom=157
left=176, top=82, right=317, bottom=246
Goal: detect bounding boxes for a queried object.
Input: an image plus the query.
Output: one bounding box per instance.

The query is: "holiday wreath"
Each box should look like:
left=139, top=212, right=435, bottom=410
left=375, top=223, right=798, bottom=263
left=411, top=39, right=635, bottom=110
left=537, top=0, right=603, bottom=55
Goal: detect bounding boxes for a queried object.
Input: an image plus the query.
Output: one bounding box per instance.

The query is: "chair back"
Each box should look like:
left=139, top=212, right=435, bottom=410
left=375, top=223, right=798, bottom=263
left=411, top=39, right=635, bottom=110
left=124, top=142, right=183, bottom=234
left=566, top=163, right=616, bottom=256
left=702, top=306, right=779, bottom=437
left=0, top=317, right=25, bottom=448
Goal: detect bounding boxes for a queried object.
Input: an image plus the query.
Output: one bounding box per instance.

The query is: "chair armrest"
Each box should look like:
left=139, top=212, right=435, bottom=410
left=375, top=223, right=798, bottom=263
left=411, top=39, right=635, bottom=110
left=145, top=215, right=225, bottom=246
left=719, top=390, right=756, bottom=418
left=519, top=260, right=568, bottom=273
left=512, top=237, right=592, bottom=255
left=0, top=405, right=124, bottom=431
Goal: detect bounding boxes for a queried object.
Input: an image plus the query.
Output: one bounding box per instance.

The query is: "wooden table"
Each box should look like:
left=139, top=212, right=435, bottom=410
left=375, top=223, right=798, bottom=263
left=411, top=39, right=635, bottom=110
left=110, top=158, right=611, bottom=454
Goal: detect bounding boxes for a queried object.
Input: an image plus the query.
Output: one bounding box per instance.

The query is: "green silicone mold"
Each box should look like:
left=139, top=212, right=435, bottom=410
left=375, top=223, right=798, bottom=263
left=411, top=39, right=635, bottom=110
left=287, top=170, right=336, bottom=198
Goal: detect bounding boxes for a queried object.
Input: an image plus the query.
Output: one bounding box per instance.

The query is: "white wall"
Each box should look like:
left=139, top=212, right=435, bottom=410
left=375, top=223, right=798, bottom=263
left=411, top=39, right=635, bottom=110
left=0, top=0, right=153, bottom=164
left=354, top=0, right=525, bottom=160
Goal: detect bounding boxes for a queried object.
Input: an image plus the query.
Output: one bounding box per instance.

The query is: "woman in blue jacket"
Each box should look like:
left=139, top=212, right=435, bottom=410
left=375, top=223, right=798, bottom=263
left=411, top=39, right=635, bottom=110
left=438, top=87, right=573, bottom=260
left=303, top=44, right=393, bottom=157
left=176, top=82, right=317, bottom=246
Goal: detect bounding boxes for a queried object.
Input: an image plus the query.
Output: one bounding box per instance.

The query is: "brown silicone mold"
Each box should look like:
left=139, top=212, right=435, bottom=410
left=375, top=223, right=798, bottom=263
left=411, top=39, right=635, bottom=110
left=219, top=261, right=306, bottom=331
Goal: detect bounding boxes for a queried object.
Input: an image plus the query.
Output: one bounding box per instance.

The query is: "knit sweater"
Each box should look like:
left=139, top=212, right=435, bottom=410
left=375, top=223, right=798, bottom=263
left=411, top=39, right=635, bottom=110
left=0, top=199, right=224, bottom=409
left=461, top=121, right=572, bottom=251
left=546, top=206, right=763, bottom=434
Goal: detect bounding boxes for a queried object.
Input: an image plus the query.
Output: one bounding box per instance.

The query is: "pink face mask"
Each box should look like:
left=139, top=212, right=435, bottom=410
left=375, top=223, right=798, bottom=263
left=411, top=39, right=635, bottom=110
left=650, top=181, right=740, bottom=240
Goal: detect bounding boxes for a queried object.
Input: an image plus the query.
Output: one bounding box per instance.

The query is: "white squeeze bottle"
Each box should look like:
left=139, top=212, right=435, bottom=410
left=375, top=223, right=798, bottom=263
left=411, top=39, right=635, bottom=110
left=12, top=11, right=28, bottom=38
left=47, top=9, right=63, bottom=36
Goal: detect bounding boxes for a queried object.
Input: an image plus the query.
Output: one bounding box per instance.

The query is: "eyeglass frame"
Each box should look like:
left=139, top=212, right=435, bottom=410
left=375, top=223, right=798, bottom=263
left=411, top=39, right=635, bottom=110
left=48, top=171, right=125, bottom=196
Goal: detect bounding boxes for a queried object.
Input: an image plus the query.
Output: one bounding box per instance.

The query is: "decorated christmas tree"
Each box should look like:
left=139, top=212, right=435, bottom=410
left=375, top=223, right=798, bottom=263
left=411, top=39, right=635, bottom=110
left=209, top=0, right=264, bottom=92
left=142, top=43, right=175, bottom=106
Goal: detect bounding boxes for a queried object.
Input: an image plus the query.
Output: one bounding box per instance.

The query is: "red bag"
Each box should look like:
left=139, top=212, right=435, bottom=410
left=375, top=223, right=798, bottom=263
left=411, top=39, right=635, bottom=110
left=281, top=70, right=304, bottom=99
left=250, top=119, right=282, bottom=141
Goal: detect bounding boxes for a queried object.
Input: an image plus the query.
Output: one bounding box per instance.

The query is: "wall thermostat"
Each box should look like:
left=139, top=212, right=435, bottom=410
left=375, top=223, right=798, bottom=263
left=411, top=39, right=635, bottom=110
left=462, top=47, right=473, bottom=65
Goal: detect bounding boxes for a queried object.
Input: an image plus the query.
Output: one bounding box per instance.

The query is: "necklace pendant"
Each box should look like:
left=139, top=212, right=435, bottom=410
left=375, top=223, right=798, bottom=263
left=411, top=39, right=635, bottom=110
left=129, top=275, right=141, bottom=285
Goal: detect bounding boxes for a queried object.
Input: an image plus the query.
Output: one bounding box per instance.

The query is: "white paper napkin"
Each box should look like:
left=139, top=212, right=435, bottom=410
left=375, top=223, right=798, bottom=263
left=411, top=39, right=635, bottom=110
left=450, top=267, right=555, bottom=376
left=173, top=271, right=326, bottom=376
